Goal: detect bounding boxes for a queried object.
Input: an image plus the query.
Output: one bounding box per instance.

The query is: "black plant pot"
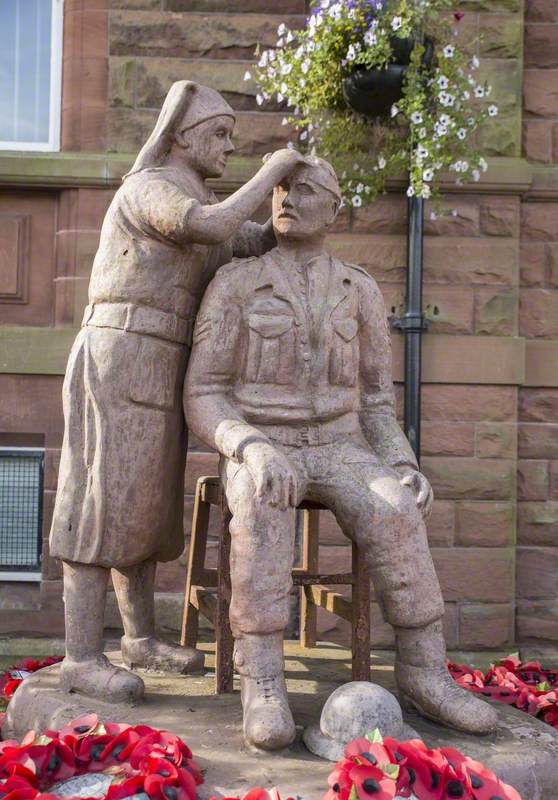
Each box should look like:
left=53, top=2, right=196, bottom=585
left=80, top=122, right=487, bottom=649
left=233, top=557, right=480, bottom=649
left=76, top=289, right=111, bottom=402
left=342, top=37, right=434, bottom=119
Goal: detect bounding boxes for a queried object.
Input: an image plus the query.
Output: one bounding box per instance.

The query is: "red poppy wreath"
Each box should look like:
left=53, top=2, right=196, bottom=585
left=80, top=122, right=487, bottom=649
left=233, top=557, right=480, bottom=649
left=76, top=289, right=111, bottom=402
left=0, top=657, right=64, bottom=704
left=449, top=654, right=558, bottom=731
left=0, top=714, right=202, bottom=800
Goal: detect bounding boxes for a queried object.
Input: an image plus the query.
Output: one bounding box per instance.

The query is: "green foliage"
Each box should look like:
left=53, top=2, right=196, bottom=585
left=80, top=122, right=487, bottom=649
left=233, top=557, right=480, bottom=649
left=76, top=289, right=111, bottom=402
left=250, top=0, right=497, bottom=205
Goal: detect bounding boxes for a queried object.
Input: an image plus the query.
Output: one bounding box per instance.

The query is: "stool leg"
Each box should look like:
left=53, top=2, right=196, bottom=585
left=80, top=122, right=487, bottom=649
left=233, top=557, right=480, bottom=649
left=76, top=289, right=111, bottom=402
left=181, top=480, right=211, bottom=648
left=351, top=541, right=371, bottom=681
left=215, top=506, right=234, bottom=694
left=300, top=509, right=319, bottom=648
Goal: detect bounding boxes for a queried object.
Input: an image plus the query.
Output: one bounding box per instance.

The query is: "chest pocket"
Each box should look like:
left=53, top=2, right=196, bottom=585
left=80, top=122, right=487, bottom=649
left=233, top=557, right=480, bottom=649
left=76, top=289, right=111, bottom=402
left=329, top=317, right=359, bottom=387
left=245, top=314, right=295, bottom=385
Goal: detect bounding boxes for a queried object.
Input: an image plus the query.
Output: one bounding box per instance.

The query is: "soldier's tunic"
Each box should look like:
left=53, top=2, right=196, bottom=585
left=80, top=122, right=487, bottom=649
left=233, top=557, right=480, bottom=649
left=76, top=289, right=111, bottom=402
left=50, top=166, right=268, bottom=569
left=185, top=249, right=445, bottom=636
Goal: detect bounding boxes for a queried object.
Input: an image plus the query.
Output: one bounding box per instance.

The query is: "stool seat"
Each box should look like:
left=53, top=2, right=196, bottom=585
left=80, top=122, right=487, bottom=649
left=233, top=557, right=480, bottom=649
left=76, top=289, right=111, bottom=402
left=181, top=476, right=371, bottom=693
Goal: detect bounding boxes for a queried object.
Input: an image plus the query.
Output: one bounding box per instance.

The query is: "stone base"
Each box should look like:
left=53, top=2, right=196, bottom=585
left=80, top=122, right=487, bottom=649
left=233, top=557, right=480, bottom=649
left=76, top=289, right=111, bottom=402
left=3, top=643, right=558, bottom=800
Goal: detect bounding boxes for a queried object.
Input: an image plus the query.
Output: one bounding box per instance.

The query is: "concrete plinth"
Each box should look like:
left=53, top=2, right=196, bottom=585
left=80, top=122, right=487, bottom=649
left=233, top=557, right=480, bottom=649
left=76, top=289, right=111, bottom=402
left=4, top=641, right=558, bottom=800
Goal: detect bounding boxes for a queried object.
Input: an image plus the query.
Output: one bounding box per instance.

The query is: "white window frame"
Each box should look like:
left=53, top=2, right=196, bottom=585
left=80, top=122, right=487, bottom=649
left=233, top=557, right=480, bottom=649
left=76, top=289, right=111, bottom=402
left=0, top=0, right=64, bottom=152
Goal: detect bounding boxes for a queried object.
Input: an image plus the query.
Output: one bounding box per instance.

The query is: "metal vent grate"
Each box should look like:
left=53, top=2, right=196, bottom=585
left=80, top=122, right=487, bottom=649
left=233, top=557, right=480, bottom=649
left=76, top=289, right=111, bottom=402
left=0, top=449, right=43, bottom=570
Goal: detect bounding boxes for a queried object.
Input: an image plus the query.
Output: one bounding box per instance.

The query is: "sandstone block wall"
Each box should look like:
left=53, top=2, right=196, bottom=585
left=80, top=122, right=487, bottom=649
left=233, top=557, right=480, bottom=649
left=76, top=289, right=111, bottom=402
left=0, top=0, right=556, bottom=651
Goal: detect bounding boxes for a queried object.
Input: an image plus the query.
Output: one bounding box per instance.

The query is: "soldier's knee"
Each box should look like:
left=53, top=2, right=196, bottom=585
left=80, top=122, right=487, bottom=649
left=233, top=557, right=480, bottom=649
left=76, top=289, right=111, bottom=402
left=380, top=585, right=444, bottom=629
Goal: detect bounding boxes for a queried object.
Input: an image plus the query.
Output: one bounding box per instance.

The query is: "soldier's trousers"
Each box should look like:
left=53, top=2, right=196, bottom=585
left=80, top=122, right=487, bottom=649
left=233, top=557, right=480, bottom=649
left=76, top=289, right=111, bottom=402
left=221, top=432, right=445, bottom=638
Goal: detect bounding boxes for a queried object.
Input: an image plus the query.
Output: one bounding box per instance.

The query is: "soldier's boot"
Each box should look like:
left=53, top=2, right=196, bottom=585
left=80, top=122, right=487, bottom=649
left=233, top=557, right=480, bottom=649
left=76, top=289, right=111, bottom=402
left=394, top=620, right=498, bottom=735
left=235, top=632, right=296, bottom=751
left=61, top=561, right=144, bottom=703
left=113, top=559, right=204, bottom=674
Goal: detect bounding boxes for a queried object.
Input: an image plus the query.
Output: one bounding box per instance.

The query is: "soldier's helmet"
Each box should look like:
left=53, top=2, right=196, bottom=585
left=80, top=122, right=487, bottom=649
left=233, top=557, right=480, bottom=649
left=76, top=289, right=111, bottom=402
left=300, top=155, right=342, bottom=203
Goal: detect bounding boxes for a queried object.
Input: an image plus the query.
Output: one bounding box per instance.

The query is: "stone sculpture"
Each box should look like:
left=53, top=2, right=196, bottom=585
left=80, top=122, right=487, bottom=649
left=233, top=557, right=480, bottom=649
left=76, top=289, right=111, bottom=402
left=184, top=156, right=499, bottom=750
left=49, top=80, right=304, bottom=703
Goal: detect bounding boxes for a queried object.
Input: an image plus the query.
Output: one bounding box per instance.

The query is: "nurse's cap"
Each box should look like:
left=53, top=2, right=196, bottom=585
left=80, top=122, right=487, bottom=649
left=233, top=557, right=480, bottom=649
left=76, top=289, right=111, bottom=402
left=299, top=155, right=342, bottom=202
left=125, top=81, right=235, bottom=178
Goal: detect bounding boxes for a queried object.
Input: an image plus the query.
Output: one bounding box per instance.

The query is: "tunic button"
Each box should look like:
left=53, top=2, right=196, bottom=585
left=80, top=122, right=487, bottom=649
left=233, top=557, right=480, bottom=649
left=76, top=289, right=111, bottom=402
left=303, top=352, right=311, bottom=361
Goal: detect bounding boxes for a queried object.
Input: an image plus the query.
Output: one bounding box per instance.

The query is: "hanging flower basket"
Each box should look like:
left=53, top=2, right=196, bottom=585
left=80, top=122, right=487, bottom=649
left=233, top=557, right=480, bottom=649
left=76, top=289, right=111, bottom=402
left=249, top=0, right=498, bottom=205
left=342, top=37, right=434, bottom=119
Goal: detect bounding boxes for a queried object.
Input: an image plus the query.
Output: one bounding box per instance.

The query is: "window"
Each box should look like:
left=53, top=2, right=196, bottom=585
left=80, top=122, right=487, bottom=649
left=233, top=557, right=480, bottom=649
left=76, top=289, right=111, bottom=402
left=0, top=448, right=44, bottom=580
left=0, top=0, right=63, bottom=152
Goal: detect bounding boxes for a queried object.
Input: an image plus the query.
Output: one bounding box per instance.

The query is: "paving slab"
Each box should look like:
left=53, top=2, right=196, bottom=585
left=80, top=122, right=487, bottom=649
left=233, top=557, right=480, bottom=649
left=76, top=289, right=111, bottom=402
left=4, top=641, right=558, bottom=800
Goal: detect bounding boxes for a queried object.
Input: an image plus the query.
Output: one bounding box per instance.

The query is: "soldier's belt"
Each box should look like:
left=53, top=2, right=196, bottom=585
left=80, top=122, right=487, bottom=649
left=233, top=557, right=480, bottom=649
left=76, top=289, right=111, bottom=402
left=82, top=302, right=194, bottom=346
left=259, top=413, right=359, bottom=447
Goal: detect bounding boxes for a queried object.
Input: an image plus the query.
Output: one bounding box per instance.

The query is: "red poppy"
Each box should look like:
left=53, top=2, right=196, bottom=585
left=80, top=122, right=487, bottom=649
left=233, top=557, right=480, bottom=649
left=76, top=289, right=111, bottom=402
left=348, top=764, right=396, bottom=800
left=72, top=734, right=114, bottom=769
left=325, top=760, right=353, bottom=800
left=453, top=11, right=465, bottom=21
left=0, top=775, right=39, bottom=800
left=106, top=775, right=146, bottom=800
left=98, top=729, right=141, bottom=766
left=391, top=739, right=447, bottom=800
left=130, top=732, right=192, bottom=770
left=58, top=715, right=100, bottom=741
left=344, top=738, right=394, bottom=769
left=460, top=757, right=521, bottom=800
left=243, top=790, right=282, bottom=800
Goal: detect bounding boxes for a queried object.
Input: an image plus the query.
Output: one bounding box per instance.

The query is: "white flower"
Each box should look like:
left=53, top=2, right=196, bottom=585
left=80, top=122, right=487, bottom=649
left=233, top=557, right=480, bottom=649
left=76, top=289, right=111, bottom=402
left=286, top=31, right=295, bottom=43
left=277, top=23, right=287, bottom=36
left=258, top=52, right=268, bottom=67
left=280, top=82, right=288, bottom=93
left=378, top=156, right=386, bottom=169
left=267, top=67, right=276, bottom=78
left=329, top=2, right=342, bottom=19
left=301, top=59, right=311, bottom=74
left=462, top=90, right=470, bottom=100
left=437, top=75, right=449, bottom=89
left=410, top=111, right=423, bottom=124
left=421, top=183, right=432, bottom=198
left=256, top=94, right=264, bottom=106
left=356, top=183, right=364, bottom=193
left=430, top=211, right=438, bottom=221
left=281, top=117, right=289, bottom=126
left=439, top=113, right=451, bottom=126
left=280, top=62, right=292, bottom=75
left=276, top=38, right=284, bottom=47
left=286, top=141, right=294, bottom=150
left=417, top=144, right=429, bottom=159
left=277, top=92, right=284, bottom=102
left=307, top=41, right=316, bottom=52
left=300, top=130, right=308, bottom=141
left=488, top=104, right=498, bottom=116
left=443, top=44, right=455, bottom=57
left=467, top=116, right=475, bottom=126
left=243, top=70, right=251, bottom=81
left=391, top=104, right=400, bottom=117
left=457, top=128, right=467, bottom=140
left=479, top=156, right=488, bottom=172
left=352, top=195, right=363, bottom=207
left=346, top=44, right=358, bottom=61
left=391, top=15, right=403, bottom=30
left=471, top=55, right=480, bottom=69
left=418, top=127, right=427, bottom=138
left=474, top=85, right=485, bottom=98
left=472, top=169, right=481, bottom=181
left=406, top=185, right=415, bottom=197
left=364, top=29, right=377, bottom=46
left=300, top=78, right=306, bottom=87
left=268, top=49, right=276, bottom=61
left=423, top=168, right=434, bottom=182
left=295, top=45, right=304, bottom=59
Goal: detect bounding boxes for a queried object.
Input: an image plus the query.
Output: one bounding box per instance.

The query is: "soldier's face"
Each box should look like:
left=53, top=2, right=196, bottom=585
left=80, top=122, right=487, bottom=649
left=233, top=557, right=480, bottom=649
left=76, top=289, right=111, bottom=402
left=180, top=116, right=235, bottom=178
left=272, top=171, right=338, bottom=240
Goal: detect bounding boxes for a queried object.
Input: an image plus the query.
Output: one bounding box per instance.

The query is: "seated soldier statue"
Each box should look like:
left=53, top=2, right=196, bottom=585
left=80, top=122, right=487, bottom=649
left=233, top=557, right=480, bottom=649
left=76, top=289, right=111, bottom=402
left=183, top=156, right=498, bottom=751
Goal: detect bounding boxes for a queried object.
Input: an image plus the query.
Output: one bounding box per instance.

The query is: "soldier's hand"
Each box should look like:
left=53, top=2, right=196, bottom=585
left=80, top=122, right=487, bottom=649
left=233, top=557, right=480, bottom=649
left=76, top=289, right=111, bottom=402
left=399, top=469, right=433, bottom=518
left=242, top=442, right=297, bottom=510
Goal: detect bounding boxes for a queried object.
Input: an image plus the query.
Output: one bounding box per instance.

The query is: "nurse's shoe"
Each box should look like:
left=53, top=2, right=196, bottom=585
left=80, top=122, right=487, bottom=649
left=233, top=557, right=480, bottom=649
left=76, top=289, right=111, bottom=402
left=60, top=655, right=144, bottom=703
left=121, top=636, right=205, bottom=674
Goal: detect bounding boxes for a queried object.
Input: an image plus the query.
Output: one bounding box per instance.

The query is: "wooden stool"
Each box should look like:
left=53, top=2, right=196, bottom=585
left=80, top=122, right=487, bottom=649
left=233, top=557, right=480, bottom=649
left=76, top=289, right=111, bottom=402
left=181, top=475, right=371, bottom=694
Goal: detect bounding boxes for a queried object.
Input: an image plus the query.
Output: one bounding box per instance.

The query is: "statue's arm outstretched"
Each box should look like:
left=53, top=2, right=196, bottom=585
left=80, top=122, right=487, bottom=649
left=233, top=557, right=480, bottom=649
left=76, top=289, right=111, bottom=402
left=183, top=269, right=272, bottom=461
left=358, top=273, right=418, bottom=472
